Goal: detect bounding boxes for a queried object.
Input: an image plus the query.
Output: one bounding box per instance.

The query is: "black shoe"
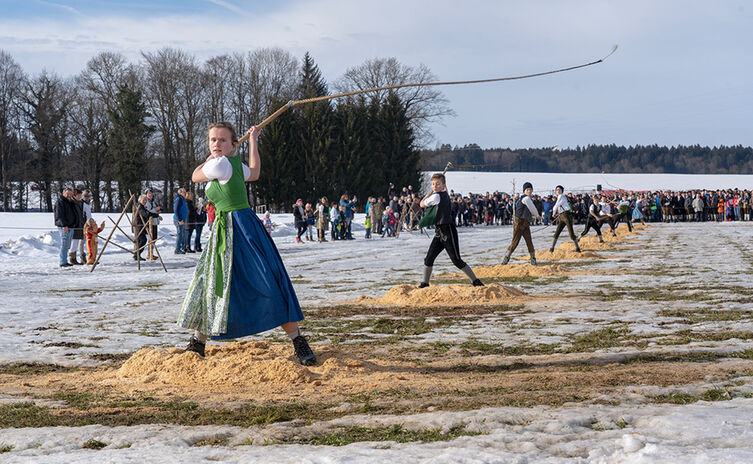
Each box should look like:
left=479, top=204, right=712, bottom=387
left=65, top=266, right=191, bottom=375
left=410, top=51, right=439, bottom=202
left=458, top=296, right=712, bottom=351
left=472, top=279, right=484, bottom=287
left=501, top=255, right=510, bottom=265
left=549, top=246, right=555, bottom=253
left=292, top=335, right=316, bottom=366
left=186, top=248, right=195, bottom=253
left=417, top=282, right=429, bottom=288
left=175, top=250, right=186, bottom=254
left=133, top=254, right=143, bottom=261
left=59, top=262, right=73, bottom=268
left=575, top=247, right=582, bottom=253
left=184, top=337, right=205, bottom=357
left=195, top=246, right=202, bottom=252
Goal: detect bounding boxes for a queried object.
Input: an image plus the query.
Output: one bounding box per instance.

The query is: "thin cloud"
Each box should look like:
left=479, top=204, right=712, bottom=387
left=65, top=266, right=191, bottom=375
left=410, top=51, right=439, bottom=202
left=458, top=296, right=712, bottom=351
left=37, top=0, right=83, bottom=16
left=206, top=0, right=245, bottom=15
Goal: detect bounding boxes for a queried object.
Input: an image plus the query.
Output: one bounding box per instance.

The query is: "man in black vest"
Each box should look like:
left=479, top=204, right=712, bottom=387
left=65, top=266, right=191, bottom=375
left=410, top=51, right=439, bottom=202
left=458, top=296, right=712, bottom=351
left=417, top=173, right=483, bottom=288
left=580, top=194, right=606, bottom=242
left=502, top=182, right=542, bottom=265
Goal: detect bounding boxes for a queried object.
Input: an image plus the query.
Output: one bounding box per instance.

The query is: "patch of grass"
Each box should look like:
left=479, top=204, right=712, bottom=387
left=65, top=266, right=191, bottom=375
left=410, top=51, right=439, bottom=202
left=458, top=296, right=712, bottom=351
left=657, top=308, right=753, bottom=323
left=458, top=340, right=558, bottom=357
left=284, top=424, right=481, bottom=446
left=0, top=444, right=13, bottom=453
left=568, top=324, right=632, bottom=352
left=43, top=341, right=98, bottom=349
left=700, top=389, right=731, bottom=402
left=652, top=392, right=699, bottom=404
left=0, top=396, right=339, bottom=429
left=194, top=437, right=230, bottom=447
left=656, top=330, right=753, bottom=345
left=0, top=363, right=75, bottom=375
left=89, top=352, right=132, bottom=363
left=82, top=439, right=107, bottom=449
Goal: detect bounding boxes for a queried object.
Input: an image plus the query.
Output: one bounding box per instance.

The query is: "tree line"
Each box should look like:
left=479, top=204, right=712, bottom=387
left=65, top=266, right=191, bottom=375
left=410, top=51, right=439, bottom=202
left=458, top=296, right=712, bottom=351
left=421, top=143, right=753, bottom=174
left=1, top=49, right=449, bottom=212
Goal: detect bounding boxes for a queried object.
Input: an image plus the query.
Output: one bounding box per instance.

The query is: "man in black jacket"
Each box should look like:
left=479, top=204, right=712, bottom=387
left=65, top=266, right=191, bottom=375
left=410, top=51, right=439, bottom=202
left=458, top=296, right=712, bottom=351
left=134, top=194, right=161, bottom=261
left=54, top=187, right=77, bottom=268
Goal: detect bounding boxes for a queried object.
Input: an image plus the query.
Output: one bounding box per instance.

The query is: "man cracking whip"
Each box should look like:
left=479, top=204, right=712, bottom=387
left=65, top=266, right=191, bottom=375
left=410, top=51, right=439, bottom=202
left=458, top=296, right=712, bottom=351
left=502, top=182, right=542, bottom=266
left=417, top=172, right=484, bottom=288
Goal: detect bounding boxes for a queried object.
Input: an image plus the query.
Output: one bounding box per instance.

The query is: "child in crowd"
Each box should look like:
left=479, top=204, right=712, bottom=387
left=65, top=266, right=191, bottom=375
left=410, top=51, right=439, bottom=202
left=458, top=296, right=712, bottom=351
left=262, top=211, right=274, bottom=235
left=83, top=218, right=105, bottom=265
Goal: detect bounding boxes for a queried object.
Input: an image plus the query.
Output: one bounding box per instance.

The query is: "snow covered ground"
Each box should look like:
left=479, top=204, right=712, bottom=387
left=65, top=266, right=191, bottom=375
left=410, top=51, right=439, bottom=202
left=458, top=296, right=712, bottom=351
left=2, top=209, right=753, bottom=462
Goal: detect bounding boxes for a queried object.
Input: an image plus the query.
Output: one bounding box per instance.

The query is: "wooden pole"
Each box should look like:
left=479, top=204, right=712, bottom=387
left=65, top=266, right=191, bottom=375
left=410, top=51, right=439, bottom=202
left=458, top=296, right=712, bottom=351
left=90, top=194, right=134, bottom=272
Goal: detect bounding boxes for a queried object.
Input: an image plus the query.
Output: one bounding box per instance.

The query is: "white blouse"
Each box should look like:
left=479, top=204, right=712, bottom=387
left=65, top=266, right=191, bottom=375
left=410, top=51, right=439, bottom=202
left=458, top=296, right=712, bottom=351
left=202, top=157, right=250, bottom=184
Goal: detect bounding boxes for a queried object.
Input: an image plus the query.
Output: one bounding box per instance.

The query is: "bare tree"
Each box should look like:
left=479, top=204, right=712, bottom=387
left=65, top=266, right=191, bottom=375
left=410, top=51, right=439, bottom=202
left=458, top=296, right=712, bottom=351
left=77, top=52, right=136, bottom=210
left=142, top=48, right=207, bottom=205
left=20, top=71, right=72, bottom=211
left=0, top=51, right=26, bottom=211
left=67, top=84, right=109, bottom=211
left=334, top=57, right=454, bottom=145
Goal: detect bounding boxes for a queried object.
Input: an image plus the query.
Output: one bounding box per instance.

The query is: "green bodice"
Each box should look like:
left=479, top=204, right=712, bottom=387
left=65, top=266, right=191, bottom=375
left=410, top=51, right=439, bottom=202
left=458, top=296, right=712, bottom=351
left=205, top=155, right=250, bottom=212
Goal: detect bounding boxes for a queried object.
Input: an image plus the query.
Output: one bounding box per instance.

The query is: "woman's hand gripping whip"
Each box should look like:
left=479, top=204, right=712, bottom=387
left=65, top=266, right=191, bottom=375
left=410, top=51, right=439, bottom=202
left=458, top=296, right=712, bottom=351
left=238, top=46, right=619, bottom=142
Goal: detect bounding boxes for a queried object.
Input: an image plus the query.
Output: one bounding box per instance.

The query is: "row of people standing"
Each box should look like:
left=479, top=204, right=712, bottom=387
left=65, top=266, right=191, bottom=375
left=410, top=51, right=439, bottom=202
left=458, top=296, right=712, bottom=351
left=173, top=188, right=211, bottom=254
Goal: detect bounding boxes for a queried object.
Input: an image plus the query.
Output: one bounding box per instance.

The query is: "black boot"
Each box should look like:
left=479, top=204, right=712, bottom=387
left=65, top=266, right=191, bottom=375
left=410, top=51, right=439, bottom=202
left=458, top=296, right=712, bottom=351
left=472, top=279, right=484, bottom=287
left=292, top=335, right=316, bottom=366
left=417, top=282, right=429, bottom=288
left=184, top=337, right=205, bottom=357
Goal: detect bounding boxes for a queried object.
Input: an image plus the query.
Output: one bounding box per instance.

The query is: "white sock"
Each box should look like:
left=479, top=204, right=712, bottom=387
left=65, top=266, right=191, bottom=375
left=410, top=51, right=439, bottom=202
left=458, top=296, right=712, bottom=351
left=286, top=329, right=301, bottom=340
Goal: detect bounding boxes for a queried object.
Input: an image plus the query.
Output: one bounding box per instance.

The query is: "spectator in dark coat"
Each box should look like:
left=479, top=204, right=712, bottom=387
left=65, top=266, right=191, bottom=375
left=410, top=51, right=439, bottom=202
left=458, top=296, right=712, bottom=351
left=54, top=187, right=77, bottom=267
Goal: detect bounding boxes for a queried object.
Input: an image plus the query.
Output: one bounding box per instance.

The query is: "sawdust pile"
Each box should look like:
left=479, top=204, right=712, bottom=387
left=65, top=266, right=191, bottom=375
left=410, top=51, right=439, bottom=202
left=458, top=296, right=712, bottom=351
left=357, top=283, right=527, bottom=307
left=448, top=263, right=567, bottom=279
left=116, top=341, right=370, bottom=389
left=520, top=249, right=602, bottom=261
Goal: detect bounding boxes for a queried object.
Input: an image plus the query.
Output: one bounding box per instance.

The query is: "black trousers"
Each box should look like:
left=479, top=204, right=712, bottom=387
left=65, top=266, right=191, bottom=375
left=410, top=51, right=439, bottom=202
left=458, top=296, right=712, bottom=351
left=424, top=224, right=467, bottom=269
left=613, top=212, right=633, bottom=231
left=581, top=217, right=604, bottom=237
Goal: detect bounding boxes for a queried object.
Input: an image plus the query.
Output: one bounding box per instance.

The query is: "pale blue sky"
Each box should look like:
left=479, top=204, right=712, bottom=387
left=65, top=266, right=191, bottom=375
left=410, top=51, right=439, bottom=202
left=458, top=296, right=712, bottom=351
left=1, top=0, right=751, bottom=149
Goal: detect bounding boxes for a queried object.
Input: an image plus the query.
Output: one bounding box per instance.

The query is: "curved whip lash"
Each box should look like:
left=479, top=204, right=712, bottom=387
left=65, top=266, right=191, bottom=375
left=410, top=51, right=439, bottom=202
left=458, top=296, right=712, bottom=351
left=238, top=45, right=618, bottom=143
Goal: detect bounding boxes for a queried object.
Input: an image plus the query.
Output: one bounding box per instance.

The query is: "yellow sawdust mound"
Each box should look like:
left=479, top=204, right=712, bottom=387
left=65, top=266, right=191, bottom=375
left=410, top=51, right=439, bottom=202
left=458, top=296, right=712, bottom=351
left=524, top=249, right=602, bottom=261
left=449, top=263, right=567, bottom=278
left=117, top=341, right=367, bottom=387
left=357, top=283, right=526, bottom=306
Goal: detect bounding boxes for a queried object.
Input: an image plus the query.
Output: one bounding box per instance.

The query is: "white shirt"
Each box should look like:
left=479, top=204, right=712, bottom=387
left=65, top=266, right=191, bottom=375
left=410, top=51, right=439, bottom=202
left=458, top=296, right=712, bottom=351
left=82, top=201, right=92, bottom=221
left=423, top=191, right=444, bottom=207
left=552, top=194, right=571, bottom=215
left=599, top=202, right=612, bottom=215
left=521, top=196, right=541, bottom=219
left=202, top=157, right=251, bottom=184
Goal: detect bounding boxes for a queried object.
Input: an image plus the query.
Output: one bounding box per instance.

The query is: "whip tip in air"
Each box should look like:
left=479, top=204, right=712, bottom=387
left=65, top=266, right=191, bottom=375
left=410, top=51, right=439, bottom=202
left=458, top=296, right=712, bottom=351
left=601, top=44, right=619, bottom=61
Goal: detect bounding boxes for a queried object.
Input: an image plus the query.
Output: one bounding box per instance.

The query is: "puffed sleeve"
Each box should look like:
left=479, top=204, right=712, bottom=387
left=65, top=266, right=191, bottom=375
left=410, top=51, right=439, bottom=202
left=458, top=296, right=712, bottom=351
left=202, top=157, right=233, bottom=185
left=242, top=163, right=251, bottom=180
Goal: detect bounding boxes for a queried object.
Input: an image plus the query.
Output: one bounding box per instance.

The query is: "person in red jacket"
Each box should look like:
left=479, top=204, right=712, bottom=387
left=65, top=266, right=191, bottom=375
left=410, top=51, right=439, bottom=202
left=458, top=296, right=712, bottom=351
left=83, top=218, right=105, bottom=265
left=207, top=201, right=216, bottom=229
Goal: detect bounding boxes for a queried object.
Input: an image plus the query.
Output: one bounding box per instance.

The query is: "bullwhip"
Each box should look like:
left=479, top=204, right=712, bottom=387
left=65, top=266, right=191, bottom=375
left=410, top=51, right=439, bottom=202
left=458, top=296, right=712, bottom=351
left=238, top=45, right=618, bottom=143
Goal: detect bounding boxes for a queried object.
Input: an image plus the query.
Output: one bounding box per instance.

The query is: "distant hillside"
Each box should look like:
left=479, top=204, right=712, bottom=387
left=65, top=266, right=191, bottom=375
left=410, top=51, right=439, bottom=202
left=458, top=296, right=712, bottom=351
left=420, top=144, right=753, bottom=174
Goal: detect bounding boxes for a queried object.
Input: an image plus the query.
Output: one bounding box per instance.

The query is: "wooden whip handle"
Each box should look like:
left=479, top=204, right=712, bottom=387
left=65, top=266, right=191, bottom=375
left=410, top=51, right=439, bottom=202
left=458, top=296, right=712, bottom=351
left=237, top=101, right=295, bottom=144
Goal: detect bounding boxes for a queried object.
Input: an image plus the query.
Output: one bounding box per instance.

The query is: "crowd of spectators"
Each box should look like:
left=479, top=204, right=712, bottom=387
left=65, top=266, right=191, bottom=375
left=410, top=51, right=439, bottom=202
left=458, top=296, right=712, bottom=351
left=289, top=186, right=753, bottom=245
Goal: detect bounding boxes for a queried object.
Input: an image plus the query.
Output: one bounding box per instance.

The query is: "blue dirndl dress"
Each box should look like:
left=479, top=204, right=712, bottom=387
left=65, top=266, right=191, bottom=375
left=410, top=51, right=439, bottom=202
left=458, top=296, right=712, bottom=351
left=177, top=155, right=304, bottom=339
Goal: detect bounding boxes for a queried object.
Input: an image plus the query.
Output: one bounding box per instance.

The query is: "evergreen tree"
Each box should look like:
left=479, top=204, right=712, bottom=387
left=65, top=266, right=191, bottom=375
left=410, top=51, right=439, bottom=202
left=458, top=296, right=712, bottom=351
left=255, top=97, right=302, bottom=210
left=108, top=85, right=152, bottom=207
left=296, top=52, right=336, bottom=201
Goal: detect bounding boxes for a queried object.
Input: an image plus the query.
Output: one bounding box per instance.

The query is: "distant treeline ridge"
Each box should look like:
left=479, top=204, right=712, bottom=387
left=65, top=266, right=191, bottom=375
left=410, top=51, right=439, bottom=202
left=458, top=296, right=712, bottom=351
left=421, top=144, right=753, bottom=174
